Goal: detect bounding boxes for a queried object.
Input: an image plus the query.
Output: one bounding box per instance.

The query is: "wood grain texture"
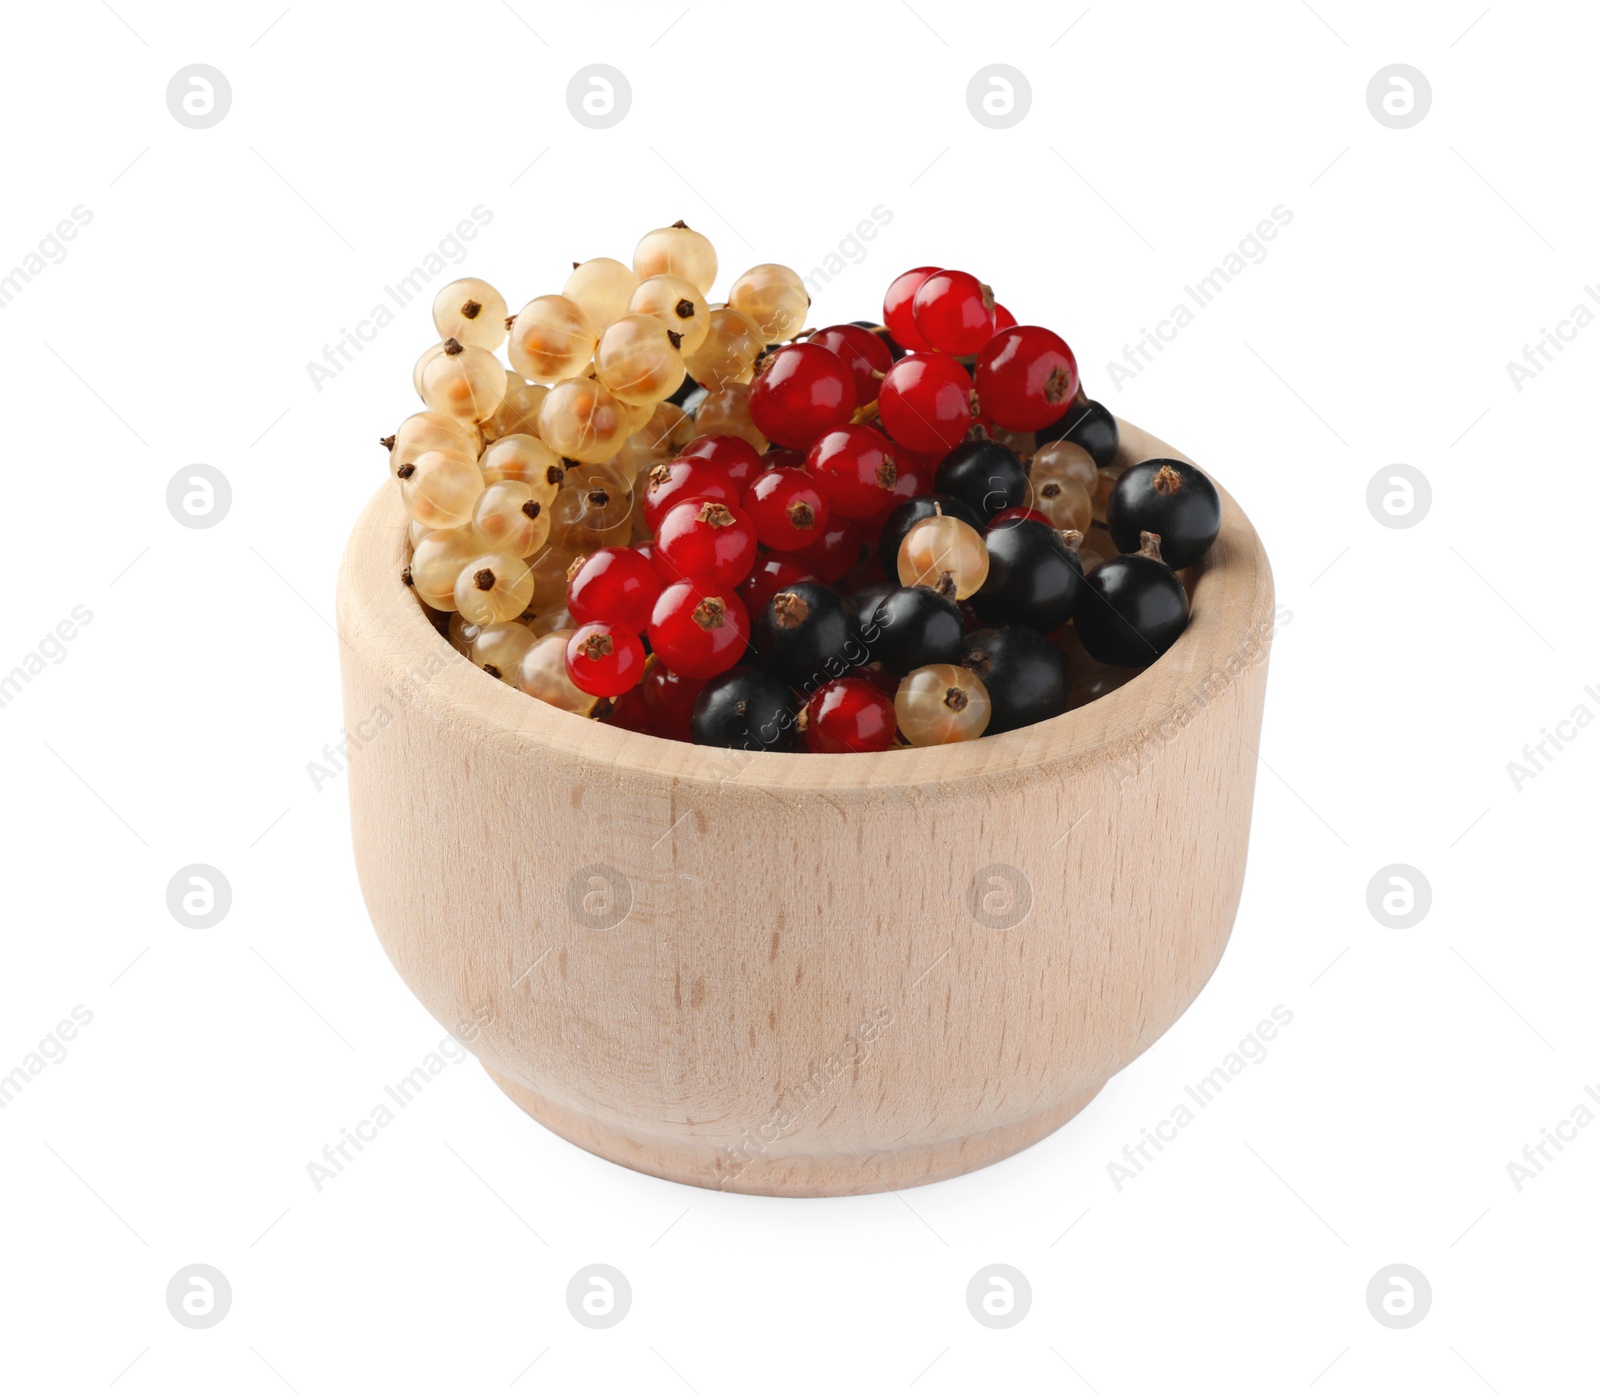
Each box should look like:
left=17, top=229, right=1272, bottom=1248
left=336, top=418, right=1275, bottom=1196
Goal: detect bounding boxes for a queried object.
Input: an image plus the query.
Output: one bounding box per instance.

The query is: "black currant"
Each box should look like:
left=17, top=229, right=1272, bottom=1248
left=973, top=519, right=1083, bottom=631
left=961, top=626, right=1071, bottom=734
left=877, top=493, right=983, bottom=574
left=753, top=582, right=864, bottom=691
left=1035, top=398, right=1118, bottom=469
left=866, top=586, right=965, bottom=675
left=690, top=667, right=801, bottom=751
left=1074, top=533, right=1189, bottom=667
left=667, top=372, right=707, bottom=412
left=1107, top=459, right=1221, bottom=568
left=849, top=578, right=899, bottom=625
left=934, top=438, right=1029, bottom=520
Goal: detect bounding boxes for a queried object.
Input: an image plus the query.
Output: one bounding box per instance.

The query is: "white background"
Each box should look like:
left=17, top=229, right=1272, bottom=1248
left=2, top=0, right=1596, bottom=1390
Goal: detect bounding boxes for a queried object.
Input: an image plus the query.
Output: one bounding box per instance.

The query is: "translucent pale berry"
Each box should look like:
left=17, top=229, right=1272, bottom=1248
left=516, top=629, right=601, bottom=715
left=469, top=621, right=536, bottom=683
left=742, top=467, right=829, bottom=551
left=896, top=512, right=989, bottom=600
left=648, top=580, right=749, bottom=679
left=895, top=664, right=991, bottom=745
left=693, top=382, right=769, bottom=453
left=910, top=270, right=996, bottom=356
left=419, top=339, right=507, bottom=424
left=433, top=277, right=508, bottom=351
left=409, top=527, right=478, bottom=609
left=683, top=307, right=765, bottom=390
left=566, top=546, right=662, bottom=633
left=728, top=263, right=810, bottom=342
left=746, top=343, right=856, bottom=451
left=805, top=425, right=899, bottom=519
left=877, top=353, right=978, bottom=453
left=483, top=372, right=548, bottom=441
left=1032, top=439, right=1098, bottom=492
left=548, top=466, right=634, bottom=549
left=565, top=622, right=647, bottom=697
left=629, top=399, right=698, bottom=464
left=472, top=479, right=548, bottom=557
left=508, top=294, right=597, bottom=384
left=1030, top=476, right=1093, bottom=532
left=537, top=377, right=631, bottom=463
left=975, top=325, right=1080, bottom=430
left=389, top=411, right=477, bottom=476
left=399, top=449, right=485, bottom=530
left=563, top=257, right=639, bottom=329
left=479, top=434, right=567, bottom=500
left=633, top=222, right=718, bottom=295
left=630, top=274, right=711, bottom=354
left=454, top=551, right=535, bottom=625
left=653, top=498, right=757, bottom=587
left=882, top=267, right=941, bottom=352
left=594, top=314, right=685, bottom=406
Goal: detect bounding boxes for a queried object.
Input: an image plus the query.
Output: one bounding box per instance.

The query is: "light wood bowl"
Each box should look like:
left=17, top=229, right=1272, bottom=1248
left=336, top=418, right=1274, bottom=1196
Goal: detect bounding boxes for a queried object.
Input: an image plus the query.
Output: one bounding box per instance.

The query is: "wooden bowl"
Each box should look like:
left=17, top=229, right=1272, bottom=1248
left=336, top=418, right=1274, bottom=1196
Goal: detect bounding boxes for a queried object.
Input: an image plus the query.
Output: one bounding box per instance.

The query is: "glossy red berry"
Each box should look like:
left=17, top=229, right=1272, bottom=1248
left=870, top=445, right=936, bottom=522
left=648, top=579, right=749, bottom=679
left=808, top=324, right=893, bottom=404
left=566, top=545, right=662, bottom=632
left=603, top=684, right=653, bottom=732
left=911, top=270, right=996, bottom=355
left=641, top=663, right=706, bottom=742
left=975, top=325, right=1079, bottom=431
left=653, top=497, right=758, bottom=587
left=642, top=455, right=740, bottom=531
left=805, top=424, right=900, bottom=519
left=737, top=554, right=820, bottom=616
left=565, top=622, right=647, bottom=697
left=760, top=447, right=807, bottom=472
left=988, top=505, right=1055, bottom=529
left=742, top=467, right=829, bottom=551
left=882, top=266, right=940, bottom=353
left=877, top=352, right=979, bottom=453
left=804, top=675, right=897, bottom=753
left=992, top=302, right=1016, bottom=332
left=679, top=433, right=763, bottom=488
left=747, top=343, right=856, bottom=450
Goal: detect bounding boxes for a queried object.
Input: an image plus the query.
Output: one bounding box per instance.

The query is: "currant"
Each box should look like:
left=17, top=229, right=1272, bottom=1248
left=469, top=620, right=536, bottom=684
left=642, top=456, right=740, bottom=532
left=433, top=277, right=508, bottom=351
left=388, top=411, right=477, bottom=476
left=565, top=545, right=662, bottom=632
left=628, top=399, right=698, bottom=464
left=753, top=582, right=863, bottom=690
left=1031, top=474, right=1094, bottom=532
left=992, top=302, right=1017, bottom=332
left=548, top=467, right=635, bottom=549
left=526, top=542, right=583, bottom=599
left=1074, top=532, right=1189, bottom=667
left=742, top=467, right=829, bottom=551
left=973, top=518, right=1083, bottom=630
left=1034, top=398, right=1119, bottom=469
left=1106, top=458, right=1221, bottom=567
left=678, top=433, right=763, bottom=488
left=515, top=629, right=601, bottom=715
left=728, top=263, right=810, bottom=342
left=896, top=510, right=989, bottom=600
left=563, top=256, right=639, bottom=329
left=595, top=313, right=686, bottom=406
left=911, top=270, right=996, bottom=356
left=410, top=527, right=479, bottom=609
left=736, top=554, right=819, bottom=616
left=641, top=663, right=706, bottom=742
left=629, top=274, right=711, bottom=355
left=633, top=221, right=718, bottom=295
left=479, top=433, right=567, bottom=499
left=648, top=579, right=749, bottom=679
left=453, top=551, right=535, bottom=626
left=975, top=326, right=1079, bottom=431
left=684, top=307, right=766, bottom=390
left=747, top=343, right=856, bottom=451
left=1032, top=439, right=1098, bottom=492
left=877, top=353, right=978, bottom=453
left=537, top=377, right=630, bottom=463
left=690, top=667, right=800, bottom=751
left=882, top=266, right=941, bottom=352
left=961, top=626, right=1070, bottom=734
left=508, top=295, right=597, bottom=384
left=934, top=438, right=1030, bottom=520
left=565, top=622, right=647, bottom=697
left=894, top=663, right=991, bottom=745
left=653, top=497, right=758, bottom=587
left=779, top=514, right=863, bottom=583
left=472, top=479, right=549, bottom=557
left=399, top=449, right=485, bottom=530
left=866, top=585, right=965, bottom=675
left=805, top=425, right=899, bottom=519
left=693, top=382, right=769, bottom=453
left=877, top=494, right=983, bottom=574
left=480, top=372, right=546, bottom=441
left=804, top=676, right=896, bottom=753
left=808, top=323, right=893, bottom=405
left=419, top=339, right=507, bottom=424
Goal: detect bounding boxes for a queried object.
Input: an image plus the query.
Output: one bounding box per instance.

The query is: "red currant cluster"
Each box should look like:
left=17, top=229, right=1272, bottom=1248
left=388, top=233, right=1224, bottom=752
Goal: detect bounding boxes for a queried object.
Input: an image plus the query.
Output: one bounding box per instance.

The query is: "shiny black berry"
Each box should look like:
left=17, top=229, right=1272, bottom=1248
left=691, top=667, right=800, bottom=751
left=668, top=372, right=707, bottom=413
left=934, top=439, right=1029, bottom=520
left=961, top=626, right=1070, bottom=734
left=1075, top=533, right=1189, bottom=667
left=1107, top=459, right=1221, bottom=568
left=867, top=586, right=965, bottom=675
left=849, top=578, right=899, bottom=626
left=1035, top=399, right=1118, bottom=469
left=753, top=582, right=864, bottom=690
left=877, top=494, right=982, bottom=574
left=974, top=519, right=1083, bottom=631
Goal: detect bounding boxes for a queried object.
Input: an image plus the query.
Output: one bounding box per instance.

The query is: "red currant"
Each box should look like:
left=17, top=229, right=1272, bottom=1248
left=648, top=580, right=749, bottom=679
left=988, top=505, right=1055, bottom=529
left=882, top=266, right=940, bottom=353
left=642, top=455, right=739, bottom=532
left=975, top=325, right=1079, bottom=431
left=877, top=352, right=979, bottom=453
left=641, top=662, right=706, bottom=742
left=870, top=445, right=936, bottom=522
left=992, top=303, right=1016, bottom=332
left=808, top=324, right=893, bottom=404
left=565, top=622, right=647, bottom=697
left=742, top=467, right=829, bottom=551
left=747, top=343, right=856, bottom=450
left=804, top=675, right=897, bottom=753
left=805, top=425, right=900, bottom=519
left=911, top=270, right=996, bottom=356
left=567, top=545, right=662, bottom=633
left=679, top=433, right=763, bottom=489
left=603, top=684, right=653, bottom=732
left=653, top=497, right=758, bottom=587
left=761, top=447, right=807, bottom=472
left=775, top=515, right=864, bottom=583
left=737, top=554, right=820, bottom=615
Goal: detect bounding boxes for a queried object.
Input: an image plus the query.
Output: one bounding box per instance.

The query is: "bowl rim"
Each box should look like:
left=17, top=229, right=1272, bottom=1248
left=337, top=416, right=1275, bottom=791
